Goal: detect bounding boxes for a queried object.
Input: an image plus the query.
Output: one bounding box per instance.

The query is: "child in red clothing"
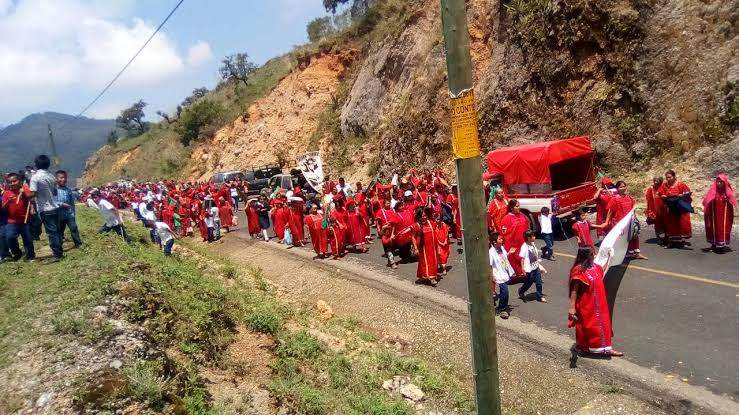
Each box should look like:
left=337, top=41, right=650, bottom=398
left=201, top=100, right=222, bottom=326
left=571, top=208, right=608, bottom=250
left=1, top=173, right=35, bottom=260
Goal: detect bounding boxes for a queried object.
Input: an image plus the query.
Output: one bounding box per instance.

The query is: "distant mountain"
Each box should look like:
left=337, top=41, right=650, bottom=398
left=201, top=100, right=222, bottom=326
left=0, top=112, right=115, bottom=183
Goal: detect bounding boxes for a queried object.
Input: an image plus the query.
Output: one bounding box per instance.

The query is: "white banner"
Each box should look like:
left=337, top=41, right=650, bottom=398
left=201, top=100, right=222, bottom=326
left=296, top=151, right=324, bottom=193
left=595, top=208, right=635, bottom=271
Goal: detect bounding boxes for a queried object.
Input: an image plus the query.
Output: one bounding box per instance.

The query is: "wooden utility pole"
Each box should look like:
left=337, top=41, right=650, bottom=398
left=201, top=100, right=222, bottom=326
left=439, top=1, right=501, bottom=413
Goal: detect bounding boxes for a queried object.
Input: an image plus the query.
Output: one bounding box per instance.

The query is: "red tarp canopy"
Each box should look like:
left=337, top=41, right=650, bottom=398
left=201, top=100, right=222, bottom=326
left=485, top=136, right=593, bottom=185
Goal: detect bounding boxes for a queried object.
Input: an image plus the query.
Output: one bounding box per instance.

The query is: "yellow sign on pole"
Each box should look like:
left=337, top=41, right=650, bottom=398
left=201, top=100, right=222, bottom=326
left=449, top=90, right=481, bottom=159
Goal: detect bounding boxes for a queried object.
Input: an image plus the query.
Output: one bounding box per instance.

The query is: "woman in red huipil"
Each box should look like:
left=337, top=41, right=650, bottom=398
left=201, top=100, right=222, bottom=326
left=287, top=199, right=304, bottom=247
left=271, top=197, right=290, bottom=242
left=218, top=197, right=234, bottom=232
left=703, top=174, right=736, bottom=253
left=330, top=197, right=349, bottom=255
left=594, top=177, right=615, bottom=239
left=500, top=199, right=529, bottom=277
left=434, top=214, right=450, bottom=276
left=412, top=207, right=439, bottom=286
left=606, top=181, right=647, bottom=260
left=657, top=169, right=692, bottom=247
left=304, top=205, right=328, bottom=258
left=355, top=189, right=372, bottom=242
left=327, top=216, right=346, bottom=259
left=345, top=201, right=369, bottom=252
left=245, top=199, right=261, bottom=238
left=568, top=246, right=623, bottom=357
left=645, top=177, right=666, bottom=243
left=486, top=190, right=509, bottom=233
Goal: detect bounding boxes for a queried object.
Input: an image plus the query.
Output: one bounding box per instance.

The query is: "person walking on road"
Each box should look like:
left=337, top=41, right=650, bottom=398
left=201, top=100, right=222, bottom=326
left=539, top=206, right=555, bottom=260
left=518, top=230, right=547, bottom=302
left=28, top=155, right=64, bottom=262
left=606, top=181, right=647, bottom=260
left=645, top=176, right=666, bottom=244
left=500, top=199, right=529, bottom=277
left=568, top=246, right=623, bottom=357
left=658, top=169, right=693, bottom=248
left=489, top=232, right=514, bottom=319
left=55, top=170, right=82, bottom=248
left=702, top=174, right=735, bottom=253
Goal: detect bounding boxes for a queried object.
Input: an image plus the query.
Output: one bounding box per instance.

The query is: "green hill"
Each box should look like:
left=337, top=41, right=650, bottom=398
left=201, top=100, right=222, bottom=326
left=0, top=112, right=114, bottom=182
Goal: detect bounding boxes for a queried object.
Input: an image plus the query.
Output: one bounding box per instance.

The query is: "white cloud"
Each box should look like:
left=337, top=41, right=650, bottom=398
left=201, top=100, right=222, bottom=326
left=187, top=41, right=213, bottom=67
left=0, top=0, right=205, bottom=120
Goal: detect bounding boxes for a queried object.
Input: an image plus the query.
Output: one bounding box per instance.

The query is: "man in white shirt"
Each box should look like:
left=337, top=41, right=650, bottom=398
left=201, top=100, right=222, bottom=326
left=489, top=232, right=514, bottom=319
left=335, top=177, right=353, bottom=196
left=91, top=191, right=130, bottom=243
left=28, top=155, right=63, bottom=260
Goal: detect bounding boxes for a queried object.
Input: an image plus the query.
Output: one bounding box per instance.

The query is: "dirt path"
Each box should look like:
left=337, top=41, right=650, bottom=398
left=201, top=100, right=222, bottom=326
left=207, top=234, right=668, bottom=415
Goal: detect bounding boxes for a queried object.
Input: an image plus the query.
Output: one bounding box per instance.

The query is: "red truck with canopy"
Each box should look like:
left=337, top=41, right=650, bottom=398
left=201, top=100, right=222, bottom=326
left=485, top=136, right=597, bottom=231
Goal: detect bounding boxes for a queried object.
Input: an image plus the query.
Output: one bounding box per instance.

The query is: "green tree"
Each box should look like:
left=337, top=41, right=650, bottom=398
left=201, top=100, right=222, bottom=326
left=307, top=16, right=335, bottom=42
left=176, top=99, right=224, bottom=146
left=116, top=100, right=147, bottom=135
left=107, top=130, right=118, bottom=147
left=219, top=53, right=256, bottom=86
left=181, top=87, right=209, bottom=107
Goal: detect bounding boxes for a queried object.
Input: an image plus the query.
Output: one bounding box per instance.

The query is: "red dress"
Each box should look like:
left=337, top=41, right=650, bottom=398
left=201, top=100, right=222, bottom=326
left=569, top=264, right=613, bottom=353
left=645, top=187, right=665, bottom=236
left=272, top=204, right=290, bottom=241
left=500, top=212, right=529, bottom=276
left=305, top=214, right=328, bottom=255
left=571, top=220, right=594, bottom=249
left=219, top=203, right=234, bottom=228
left=658, top=181, right=692, bottom=242
left=607, top=194, right=638, bottom=252
left=596, top=190, right=613, bottom=237
left=704, top=193, right=734, bottom=248
left=416, top=222, right=438, bottom=280
left=289, top=204, right=305, bottom=243
left=346, top=211, right=366, bottom=246
left=246, top=204, right=261, bottom=236
left=446, top=193, right=462, bottom=239
left=435, top=221, right=450, bottom=265
left=486, top=198, right=508, bottom=232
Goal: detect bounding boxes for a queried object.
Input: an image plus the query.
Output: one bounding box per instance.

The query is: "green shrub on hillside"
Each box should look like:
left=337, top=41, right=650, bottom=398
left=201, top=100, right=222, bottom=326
left=176, top=99, right=225, bottom=146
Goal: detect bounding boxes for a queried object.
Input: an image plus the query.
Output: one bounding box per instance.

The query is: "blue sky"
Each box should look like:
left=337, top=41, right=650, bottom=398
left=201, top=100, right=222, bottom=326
left=0, top=0, right=337, bottom=125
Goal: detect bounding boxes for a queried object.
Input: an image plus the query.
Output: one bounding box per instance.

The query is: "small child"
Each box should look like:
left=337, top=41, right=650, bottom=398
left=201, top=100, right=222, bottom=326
left=571, top=208, right=607, bottom=250
left=147, top=220, right=177, bottom=256
left=518, top=230, right=547, bottom=302
left=539, top=206, right=554, bottom=260
left=489, top=232, right=515, bottom=319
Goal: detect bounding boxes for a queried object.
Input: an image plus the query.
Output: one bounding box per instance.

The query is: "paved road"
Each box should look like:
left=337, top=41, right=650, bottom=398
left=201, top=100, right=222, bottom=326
left=230, top=209, right=738, bottom=399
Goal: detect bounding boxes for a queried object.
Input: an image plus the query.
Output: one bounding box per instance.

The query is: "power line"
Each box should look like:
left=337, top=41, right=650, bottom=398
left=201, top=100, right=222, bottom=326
left=75, top=0, right=186, bottom=118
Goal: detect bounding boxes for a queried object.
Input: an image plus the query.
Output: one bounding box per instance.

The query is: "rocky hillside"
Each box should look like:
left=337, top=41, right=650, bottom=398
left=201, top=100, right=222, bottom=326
left=82, top=0, right=738, bottom=187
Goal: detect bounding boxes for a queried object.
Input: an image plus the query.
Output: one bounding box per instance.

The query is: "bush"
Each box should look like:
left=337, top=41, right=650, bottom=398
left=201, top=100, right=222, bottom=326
left=124, top=360, right=170, bottom=409
left=176, top=99, right=225, bottom=146
left=246, top=309, right=282, bottom=334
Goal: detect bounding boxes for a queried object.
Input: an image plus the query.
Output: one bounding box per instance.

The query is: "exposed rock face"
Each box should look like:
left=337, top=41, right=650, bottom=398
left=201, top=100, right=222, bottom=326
left=187, top=50, right=358, bottom=181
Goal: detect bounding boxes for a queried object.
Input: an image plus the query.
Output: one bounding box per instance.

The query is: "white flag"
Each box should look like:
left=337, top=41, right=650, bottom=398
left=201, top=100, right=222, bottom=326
left=296, top=151, right=324, bottom=192
left=595, top=208, right=635, bottom=271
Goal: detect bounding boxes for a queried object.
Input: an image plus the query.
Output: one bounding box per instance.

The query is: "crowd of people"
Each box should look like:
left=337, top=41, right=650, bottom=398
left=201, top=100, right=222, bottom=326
left=1, top=154, right=735, bottom=358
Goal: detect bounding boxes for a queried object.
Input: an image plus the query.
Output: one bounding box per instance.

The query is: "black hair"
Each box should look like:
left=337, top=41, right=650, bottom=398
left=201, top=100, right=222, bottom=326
left=523, top=230, right=535, bottom=240
left=574, top=208, right=585, bottom=220
left=7, top=172, right=20, bottom=181
left=414, top=206, right=425, bottom=223
left=665, top=169, right=676, bottom=177
left=573, top=247, right=594, bottom=270
left=55, top=170, right=67, bottom=176
left=34, top=155, right=51, bottom=170
left=614, top=180, right=626, bottom=188
left=541, top=206, right=550, bottom=214
left=489, top=231, right=500, bottom=244
left=507, top=199, right=519, bottom=213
